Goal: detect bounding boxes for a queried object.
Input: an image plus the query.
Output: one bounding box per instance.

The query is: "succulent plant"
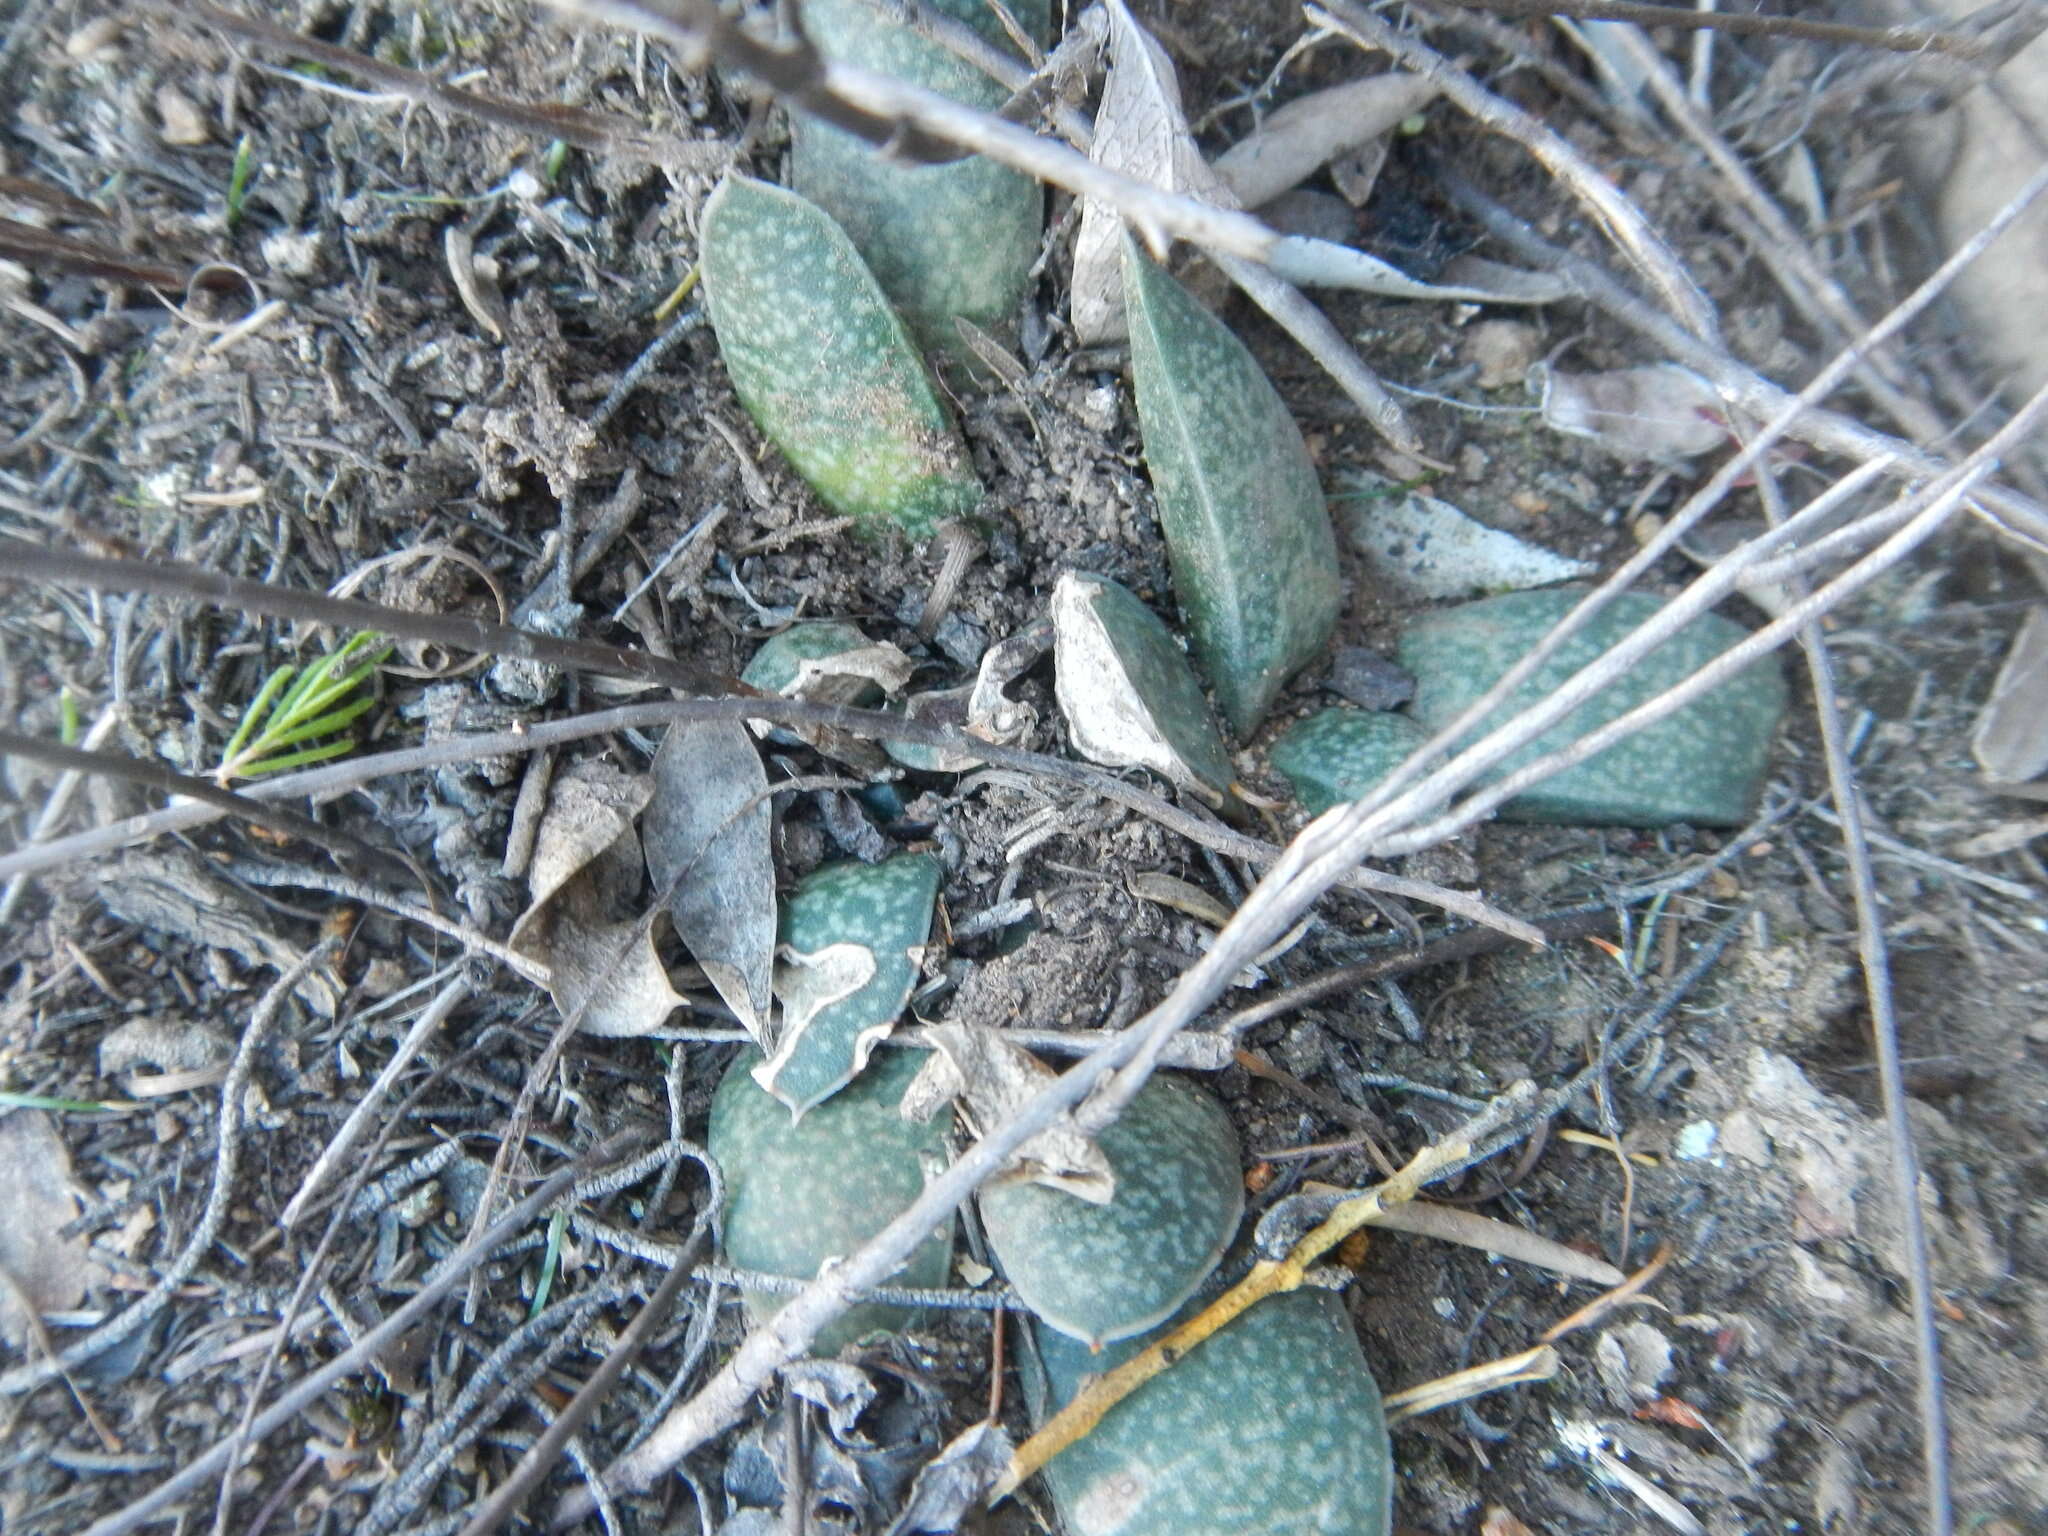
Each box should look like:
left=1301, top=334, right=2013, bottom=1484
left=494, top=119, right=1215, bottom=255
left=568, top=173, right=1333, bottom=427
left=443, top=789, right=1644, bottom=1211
left=979, top=1073, right=1242, bottom=1347
left=1269, top=589, right=1786, bottom=826
left=708, top=1047, right=954, bottom=1353
left=698, top=175, right=983, bottom=536
left=1269, top=707, right=1427, bottom=816
left=791, top=0, right=1049, bottom=361
left=1123, top=236, right=1341, bottom=737
left=1033, top=1289, right=1393, bottom=1536
left=742, top=621, right=888, bottom=705
left=1052, top=570, right=1237, bottom=801
left=756, top=853, right=943, bottom=1115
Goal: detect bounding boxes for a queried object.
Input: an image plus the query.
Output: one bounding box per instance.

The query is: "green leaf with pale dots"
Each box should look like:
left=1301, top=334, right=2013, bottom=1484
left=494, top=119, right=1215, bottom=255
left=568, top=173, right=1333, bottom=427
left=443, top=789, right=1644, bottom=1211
left=979, top=1073, right=1241, bottom=1347
left=741, top=621, right=884, bottom=703
left=1270, top=590, right=1786, bottom=826
left=1270, top=707, right=1428, bottom=816
left=791, top=0, right=1048, bottom=363
left=700, top=176, right=983, bottom=536
left=1032, top=1290, right=1392, bottom=1536
left=756, top=853, right=943, bottom=1116
left=1123, top=235, right=1341, bottom=738
left=709, top=1047, right=954, bottom=1353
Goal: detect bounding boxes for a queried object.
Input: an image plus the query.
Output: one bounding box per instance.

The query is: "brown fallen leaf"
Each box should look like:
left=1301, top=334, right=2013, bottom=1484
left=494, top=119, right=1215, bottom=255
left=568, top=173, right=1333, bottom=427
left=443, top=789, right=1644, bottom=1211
left=0, top=1112, right=108, bottom=1349
left=1212, top=73, right=1438, bottom=211
left=509, top=758, right=689, bottom=1038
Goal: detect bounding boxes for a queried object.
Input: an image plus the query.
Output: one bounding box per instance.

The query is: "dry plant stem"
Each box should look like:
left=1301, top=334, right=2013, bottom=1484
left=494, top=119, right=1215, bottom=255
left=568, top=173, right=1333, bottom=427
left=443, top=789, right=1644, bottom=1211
left=454, top=1224, right=710, bottom=1536
left=153, top=0, right=711, bottom=165
left=0, top=728, right=409, bottom=884
left=76, top=1131, right=646, bottom=1536
left=847, top=0, right=1422, bottom=452
left=1315, top=141, right=2048, bottom=836
left=1755, top=475, right=1954, bottom=1536
left=0, top=699, right=118, bottom=926
left=278, top=976, right=473, bottom=1228
left=0, top=690, right=1536, bottom=942
left=1435, top=165, right=2048, bottom=555
left=1422, top=0, right=2026, bottom=58
left=993, top=1104, right=1519, bottom=1498
left=559, top=0, right=1378, bottom=276
left=1309, top=0, right=1717, bottom=338
left=0, top=942, right=335, bottom=1397
left=227, top=862, right=551, bottom=986
left=1608, top=24, right=1963, bottom=455
left=1363, top=1201, right=1625, bottom=1285
left=1381, top=1343, right=1560, bottom=1424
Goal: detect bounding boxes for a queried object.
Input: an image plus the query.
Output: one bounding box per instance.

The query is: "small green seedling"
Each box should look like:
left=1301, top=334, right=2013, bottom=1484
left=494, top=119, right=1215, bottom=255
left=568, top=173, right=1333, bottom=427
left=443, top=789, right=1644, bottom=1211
left=224, top=133, right=257, bottom=231
left=213, top=632, right=391, bottom=786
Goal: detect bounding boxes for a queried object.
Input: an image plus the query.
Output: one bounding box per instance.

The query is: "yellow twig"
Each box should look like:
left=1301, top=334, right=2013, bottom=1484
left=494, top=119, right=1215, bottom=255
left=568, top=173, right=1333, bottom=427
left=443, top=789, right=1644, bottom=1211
left=991, top=1134, right=1473, bottom=1500
left=1383, top=1344, right=1560, bottom=1425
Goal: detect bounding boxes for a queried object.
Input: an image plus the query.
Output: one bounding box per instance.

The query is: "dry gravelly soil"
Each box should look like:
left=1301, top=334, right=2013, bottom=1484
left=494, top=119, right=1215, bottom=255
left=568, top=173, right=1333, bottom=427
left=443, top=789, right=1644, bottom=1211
left=2, top=1, right=2046, bottom=1533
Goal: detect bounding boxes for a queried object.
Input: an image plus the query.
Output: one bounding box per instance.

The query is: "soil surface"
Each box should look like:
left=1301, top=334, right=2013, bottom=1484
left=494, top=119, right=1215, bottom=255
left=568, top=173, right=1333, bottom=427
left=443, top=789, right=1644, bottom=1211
left=2, top=2, right=2045, bottom=1535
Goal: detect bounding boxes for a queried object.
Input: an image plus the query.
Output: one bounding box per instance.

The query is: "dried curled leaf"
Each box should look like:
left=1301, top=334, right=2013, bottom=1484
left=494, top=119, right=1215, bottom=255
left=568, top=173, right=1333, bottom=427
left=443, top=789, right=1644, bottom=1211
left=699, top=175, right=983, bottom=535
left=1123, top=237, right=1341, bottom=736
left=643, top=717, right=776, bottom=1034
left=1212, top=73, right=1438, bottom=211
left=510, top=759, right=688, bottom=1038
left=902, top=1022, right=1114, bottom=1201
left=1537, top=362, right=1732, bottom=463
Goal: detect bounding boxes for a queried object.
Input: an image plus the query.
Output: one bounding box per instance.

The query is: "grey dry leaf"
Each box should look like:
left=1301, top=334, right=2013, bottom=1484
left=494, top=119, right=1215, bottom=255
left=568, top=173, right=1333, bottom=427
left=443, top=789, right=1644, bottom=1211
left=0, top=1111, right=107, bottom=1349
left=1973, top=603, right=2048, bottom=782
left=902, top=1022, right=1114, bottom=1202
left=1212, top=73, right=1438, bottom=212
left=643, top=718, right=776, bottom=1034
left=883, top=1419, right=1016, bottom=1536
left=509, top=757, right=689, bottom=1038
left=1537, top=361, right=1733, bottom=462
left=1071, top=0, right=1234, bottom=345
left=1338, top=471, right=1596, bottom=600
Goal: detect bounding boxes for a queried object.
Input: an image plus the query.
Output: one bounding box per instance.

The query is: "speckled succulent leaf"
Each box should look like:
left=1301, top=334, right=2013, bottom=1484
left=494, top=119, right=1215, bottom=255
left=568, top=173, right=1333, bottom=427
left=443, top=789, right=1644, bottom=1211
left=1122, top=237, right=1341, bottom=736
left=1269, top=707, right=1429, bottom=815
left=1399, top=588, right=1787, bottom=826
left=709, top=1048, right=954, bottom=1353
left=1053, top=571, right=1236, bottom=800
left=791, top=0, right=1048, bottom=362
left=699, top=176, right=983, bottom=535
left=979, top=1073, right=1241, bottom=1347
left=756, top=854, right=943, bottom=1115
left=1031, top=1290, right=1392, bottom=1536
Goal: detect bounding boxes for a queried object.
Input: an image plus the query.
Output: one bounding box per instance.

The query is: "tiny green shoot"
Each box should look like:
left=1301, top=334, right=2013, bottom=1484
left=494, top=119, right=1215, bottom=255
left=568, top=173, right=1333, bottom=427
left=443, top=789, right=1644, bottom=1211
left=214, top=632, right=391, bottom=786
left=225, top=134, right=257, bottom=230
left=542, top=138, right=570, bottom=187
left=59, top=689, right=80, bottom=747
left=530, top=1206, right=568, bottom=1320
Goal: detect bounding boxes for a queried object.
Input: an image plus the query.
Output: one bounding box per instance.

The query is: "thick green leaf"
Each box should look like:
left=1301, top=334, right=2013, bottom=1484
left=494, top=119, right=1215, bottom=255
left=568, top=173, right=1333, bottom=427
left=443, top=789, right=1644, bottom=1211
left=1398, top=588, right=1786, bottom=826
left=1269, top=707, right=1427, bottom=815
left=1033, top=1290, right=1392, bottom=1536
left=1053, top=571, right=1236, bottom=799
left=699, top=175, right=983, bottom=536
left=1273, top=592, right=1787, bottom=825
left=1123, top=237, right=1340, bottom=736
left=791, top=0, right=1048, bottom=361
left=757, top=853, right=943, bottom=1115
left=709, top=1048, right=953, bottom=1352
left=979, top=1073, right=1241, bottom=1347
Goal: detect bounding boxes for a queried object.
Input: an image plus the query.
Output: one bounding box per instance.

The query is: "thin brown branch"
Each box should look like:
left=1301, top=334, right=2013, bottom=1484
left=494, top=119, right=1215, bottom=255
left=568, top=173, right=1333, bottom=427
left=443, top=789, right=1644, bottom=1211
left=1422, top=0, right=2037, bottom=60
left=153, top=0, right=719, bottom=167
